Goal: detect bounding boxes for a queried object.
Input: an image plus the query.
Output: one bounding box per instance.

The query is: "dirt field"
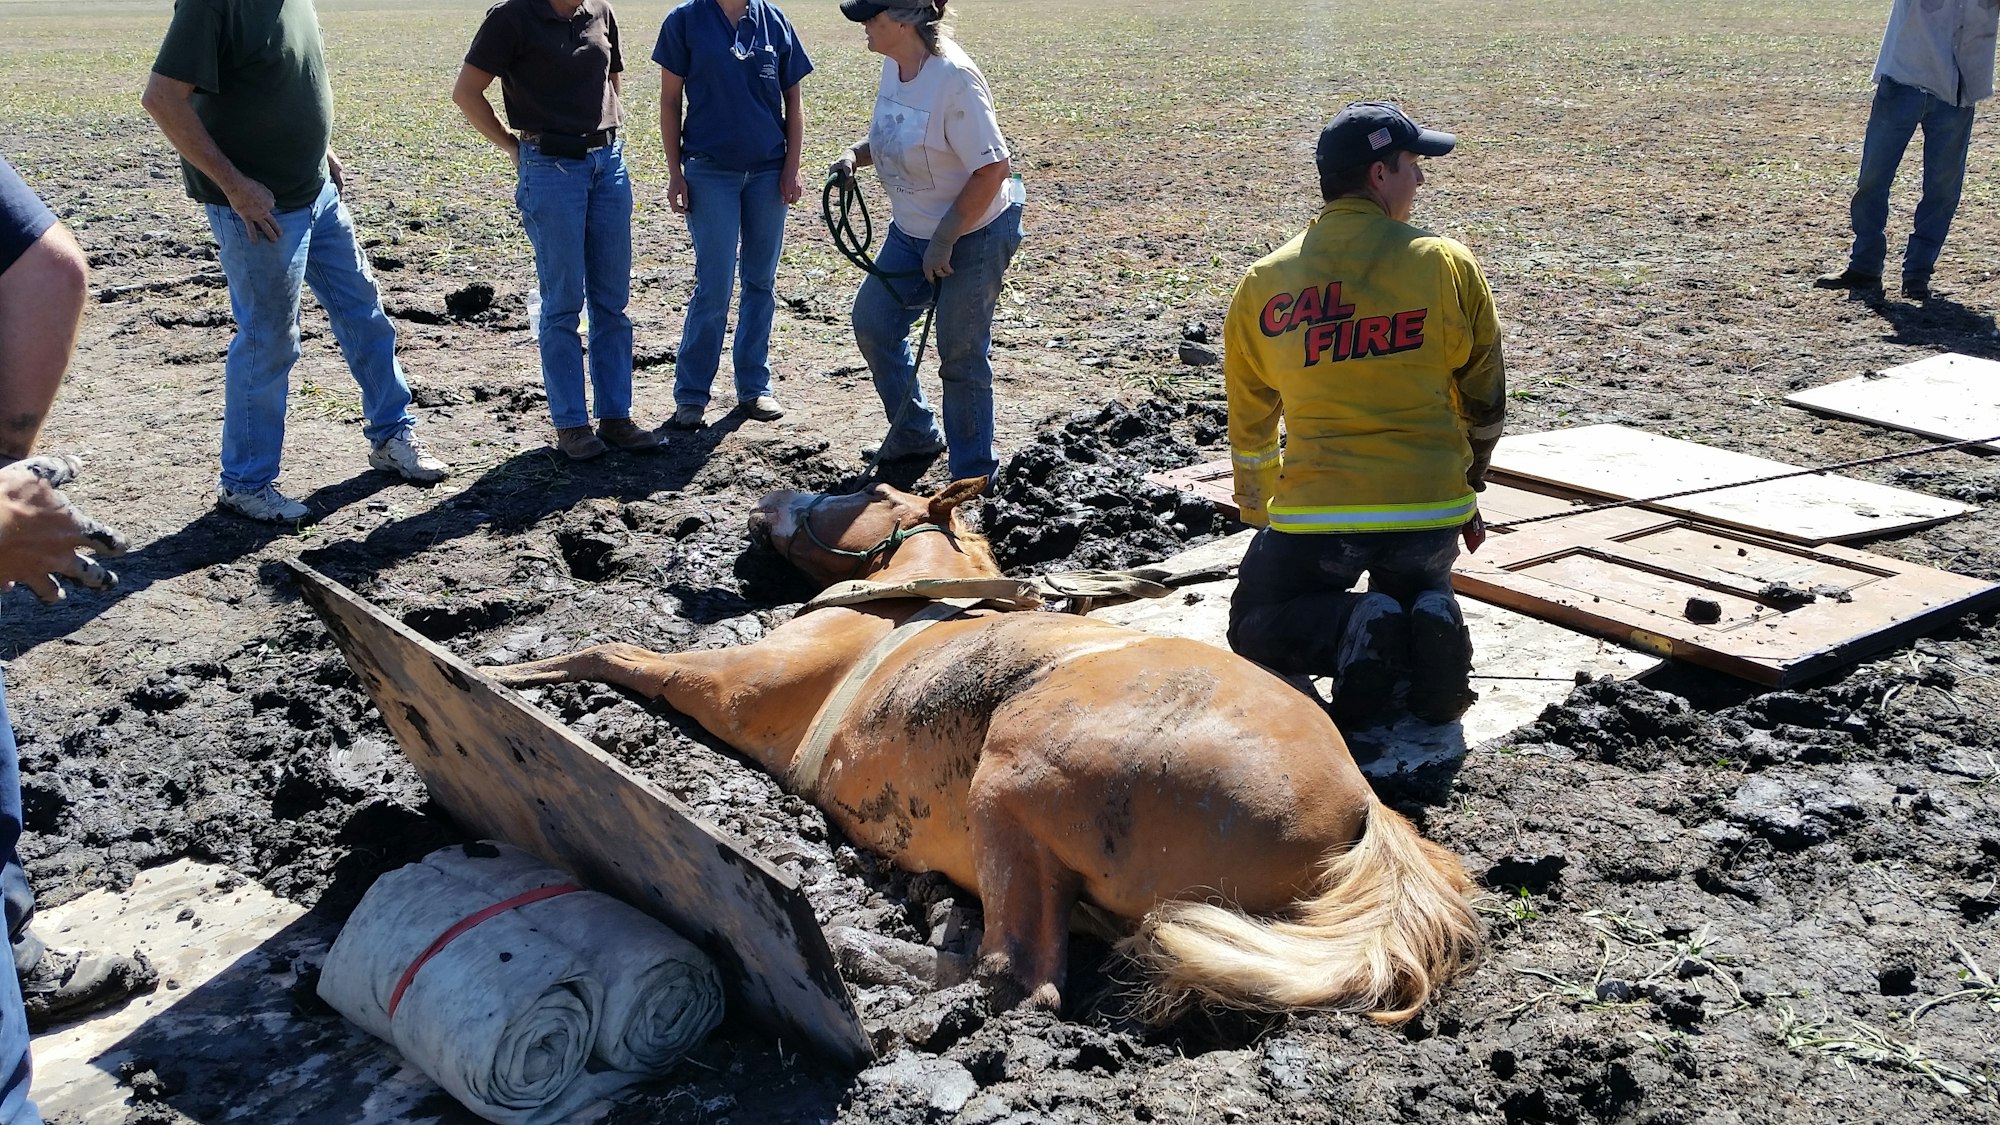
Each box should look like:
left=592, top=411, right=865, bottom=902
left=3, top=0, right=1999, bottom=1121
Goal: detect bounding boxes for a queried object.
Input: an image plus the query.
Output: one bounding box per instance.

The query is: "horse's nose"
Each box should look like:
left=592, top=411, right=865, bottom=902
left=747, top=508, right=774, bottom=547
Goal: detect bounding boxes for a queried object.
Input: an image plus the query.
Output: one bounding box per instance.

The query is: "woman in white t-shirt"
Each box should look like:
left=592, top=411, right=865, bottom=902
left=828, top=0, right=1024, bottom=482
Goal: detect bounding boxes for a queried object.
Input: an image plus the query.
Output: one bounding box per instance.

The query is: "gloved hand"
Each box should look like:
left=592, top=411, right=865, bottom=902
left=1467, top=459, right=1490, bottom=493
left=0, top=455, right=129, bottom=602
left=921, top=210, right=968, bottom=283
left=1460, top=512, right=1486, bottom=555
left=921, top=234, right=958, bottom=282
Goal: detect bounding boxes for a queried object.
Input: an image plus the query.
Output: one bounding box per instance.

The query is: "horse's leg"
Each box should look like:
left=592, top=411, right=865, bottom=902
left=486, top=643, right=671, bottom=693
left=966, top=800, right=1082, bottom=1012
left=487, top=643, right=811, bottom=777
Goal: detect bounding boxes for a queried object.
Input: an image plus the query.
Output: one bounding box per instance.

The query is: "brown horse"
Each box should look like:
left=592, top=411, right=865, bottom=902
left=489, top=479, right=1479, bottom=1021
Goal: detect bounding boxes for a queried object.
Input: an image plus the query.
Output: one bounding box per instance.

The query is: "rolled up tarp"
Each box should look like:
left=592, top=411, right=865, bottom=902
left=431, top=841, right=725, bottom=1072
left=318, top=858, right=629, bottom=1125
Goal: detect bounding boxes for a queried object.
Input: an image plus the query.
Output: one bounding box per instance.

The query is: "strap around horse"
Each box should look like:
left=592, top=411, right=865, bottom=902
left=785, top=598, right=979, bottom=799
left=798, top=571, right=1172, bottom=616
left=801, top=576, right=1045, bottom=614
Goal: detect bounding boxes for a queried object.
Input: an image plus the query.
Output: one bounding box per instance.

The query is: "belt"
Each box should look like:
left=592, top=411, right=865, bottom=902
left=520, top=128, right=618, bottom=152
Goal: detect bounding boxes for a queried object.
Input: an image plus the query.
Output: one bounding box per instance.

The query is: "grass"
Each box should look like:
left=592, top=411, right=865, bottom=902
left=0, top=0, right=1937, bottom=353
left=1507, top=909, right=1750, bottom=1019
left=1776, top=1006, right=1991, bottom=1100
left=1907, top=939, right=2000, bottom=1025
left=293, top=379, right=363, bottom=422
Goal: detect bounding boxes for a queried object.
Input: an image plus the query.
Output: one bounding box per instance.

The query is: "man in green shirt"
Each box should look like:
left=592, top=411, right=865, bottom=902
left=142, top=0, right=450, bottom=523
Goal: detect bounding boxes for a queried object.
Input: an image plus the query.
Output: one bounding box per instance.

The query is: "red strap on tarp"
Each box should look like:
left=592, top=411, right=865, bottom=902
left=385, top=883, right=584, bottom=1019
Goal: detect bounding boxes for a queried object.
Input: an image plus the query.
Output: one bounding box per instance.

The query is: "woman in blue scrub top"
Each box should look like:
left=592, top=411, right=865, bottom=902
left=654, top=0, right=813, bottom=430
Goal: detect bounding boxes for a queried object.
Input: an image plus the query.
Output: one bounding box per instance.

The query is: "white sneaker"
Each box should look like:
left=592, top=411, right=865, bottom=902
left=216, top=483, right=310, bottom=522
left=368, top=426, right=450, bottom=483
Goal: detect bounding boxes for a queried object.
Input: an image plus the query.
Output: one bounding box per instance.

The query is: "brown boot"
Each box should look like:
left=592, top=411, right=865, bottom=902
left=597, top=417, right=662, bottom=452
left=555, top=425, right=608, bottom=460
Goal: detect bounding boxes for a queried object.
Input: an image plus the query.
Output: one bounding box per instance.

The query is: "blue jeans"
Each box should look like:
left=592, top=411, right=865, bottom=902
left=1228, top=527, right=1463, bottom=677
left=516, top=140, right=634, bottom=429
left=0, top=674, right=41, bottom=1125
left=205, top=181, right=417, bottom=493
left=852, top=204, right=1025, bottom=481
left=675, top=159, right=786, bottom=408
left=1848, top=76, right=1977, bottom=282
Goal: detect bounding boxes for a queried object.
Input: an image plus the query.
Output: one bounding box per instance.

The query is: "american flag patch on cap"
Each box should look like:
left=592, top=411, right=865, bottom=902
left=1368, top=127, right=1393, bottom=149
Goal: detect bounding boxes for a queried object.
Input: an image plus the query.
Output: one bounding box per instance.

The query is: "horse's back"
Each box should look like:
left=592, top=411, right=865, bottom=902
left=829, top=610, right=1375, bottom=917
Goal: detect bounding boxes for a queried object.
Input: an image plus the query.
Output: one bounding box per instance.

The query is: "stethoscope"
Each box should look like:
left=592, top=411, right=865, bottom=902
left=726, top=4, right=770, bottom=61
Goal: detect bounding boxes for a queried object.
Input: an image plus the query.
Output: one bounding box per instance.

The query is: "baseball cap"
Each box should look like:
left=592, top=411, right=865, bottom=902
left=1314, top=101, right=1457, bottom=175
left=840, top=0, right=937, bottom=20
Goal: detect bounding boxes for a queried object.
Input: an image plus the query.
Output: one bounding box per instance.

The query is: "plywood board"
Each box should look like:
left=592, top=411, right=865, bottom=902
left=1089, top=534, right=1659, bottom=769
left=1145, top=458, right=1595, bottom=529
left=1785, top=352, right=2000, bottom=453
left=1490, top=424, right=1974, bottom=543
left=1145, top=456, right=1996, bottom=684
left=32, top=860, right=529, bottom=1125
left=291, top=562, right=872, bottom=1068
left=1457, top=514, right=2000, bottom=686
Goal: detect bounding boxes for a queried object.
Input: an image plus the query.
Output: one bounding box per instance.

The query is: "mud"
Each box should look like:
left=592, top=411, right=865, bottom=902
left=4, top=12, right=2000, bottom=1118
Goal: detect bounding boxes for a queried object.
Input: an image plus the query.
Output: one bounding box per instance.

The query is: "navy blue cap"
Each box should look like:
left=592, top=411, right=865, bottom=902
left=841, top=0, right=937, bottom=20
left=1315, top=101, right=1457, bottom=176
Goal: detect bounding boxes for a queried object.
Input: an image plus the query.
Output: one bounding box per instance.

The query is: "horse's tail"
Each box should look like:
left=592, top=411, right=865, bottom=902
left=1124, top=800, right=1481, bottom=1023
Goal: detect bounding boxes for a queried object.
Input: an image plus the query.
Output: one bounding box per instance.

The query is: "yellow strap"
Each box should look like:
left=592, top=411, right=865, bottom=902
left=785, top=599, right=977, bottom=799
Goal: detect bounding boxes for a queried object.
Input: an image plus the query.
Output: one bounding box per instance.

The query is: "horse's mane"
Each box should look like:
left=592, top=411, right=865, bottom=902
left=945, top=512, right=1001, bottom=574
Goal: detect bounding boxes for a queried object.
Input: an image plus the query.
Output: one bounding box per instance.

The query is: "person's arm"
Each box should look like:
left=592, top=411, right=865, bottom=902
left=1449, top=255, right=1507, bottom=492
left=780, top=82, right=805, bottom=206
left=140, top=72, right=279, bottom=241
left=452, top=64, right=522, bottom=165
left=920, top=158, right=1007, bottom=281
left=1223, top=280, right=1282, bottom=530
left=0, top=224, right=84, bottom=460
left=659, top=69, right=688, bottom=213
left=0, top=217, right=127, bottom=599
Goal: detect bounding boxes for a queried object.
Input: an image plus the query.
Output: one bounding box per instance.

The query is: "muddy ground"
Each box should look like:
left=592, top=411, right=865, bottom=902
left=3, top=0, right=2000, bottom=1121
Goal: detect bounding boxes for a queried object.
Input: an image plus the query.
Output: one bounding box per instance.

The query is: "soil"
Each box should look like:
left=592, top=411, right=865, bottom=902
left=5, top=2, right=2000, bottom=1121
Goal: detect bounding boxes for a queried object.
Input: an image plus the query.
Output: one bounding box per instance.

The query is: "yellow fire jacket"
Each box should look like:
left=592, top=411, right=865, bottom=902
left=1225, top=197, right=1507, bottom=532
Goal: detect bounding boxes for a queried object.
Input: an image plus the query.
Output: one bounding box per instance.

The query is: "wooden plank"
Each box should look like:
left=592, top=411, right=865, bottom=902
left=1454, top=516, right=2000, bottom=686
left=289, top=562, right=873, bottom=1068
left=1148, top=455, right=1997, bottom=684
left=1490, top=424, right=1975, bottom=544
left=1144, top=458, right=1597, bottom=530
left=1087, top=535, right=1659, bottom=761
left=1785, top=352, right=2000, bottom=453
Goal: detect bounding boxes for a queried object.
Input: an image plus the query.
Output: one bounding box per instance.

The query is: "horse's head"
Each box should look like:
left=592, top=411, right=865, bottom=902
left=749, top=477, right=995, bottom=586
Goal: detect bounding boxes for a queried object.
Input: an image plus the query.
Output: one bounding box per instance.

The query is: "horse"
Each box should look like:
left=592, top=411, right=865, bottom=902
left=488, top=478, right=1480, bottom=1021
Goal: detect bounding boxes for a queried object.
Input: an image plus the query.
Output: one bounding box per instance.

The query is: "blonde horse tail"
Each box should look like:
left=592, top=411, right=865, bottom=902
left=1124, top=800, right=1482, bottom=1023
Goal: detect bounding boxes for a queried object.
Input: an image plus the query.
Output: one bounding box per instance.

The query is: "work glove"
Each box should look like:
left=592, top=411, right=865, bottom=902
left=1460, top=512, right=1486, bottom=555
left=0, top=455, right=129, bottom=602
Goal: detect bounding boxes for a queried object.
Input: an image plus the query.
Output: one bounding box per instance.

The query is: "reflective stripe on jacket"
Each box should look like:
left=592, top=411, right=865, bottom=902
left=1224, top=196, right=1506, bottom=533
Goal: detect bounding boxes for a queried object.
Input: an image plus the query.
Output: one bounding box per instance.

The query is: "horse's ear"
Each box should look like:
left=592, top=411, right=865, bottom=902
left=927, top=477, right=989, bottom=524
